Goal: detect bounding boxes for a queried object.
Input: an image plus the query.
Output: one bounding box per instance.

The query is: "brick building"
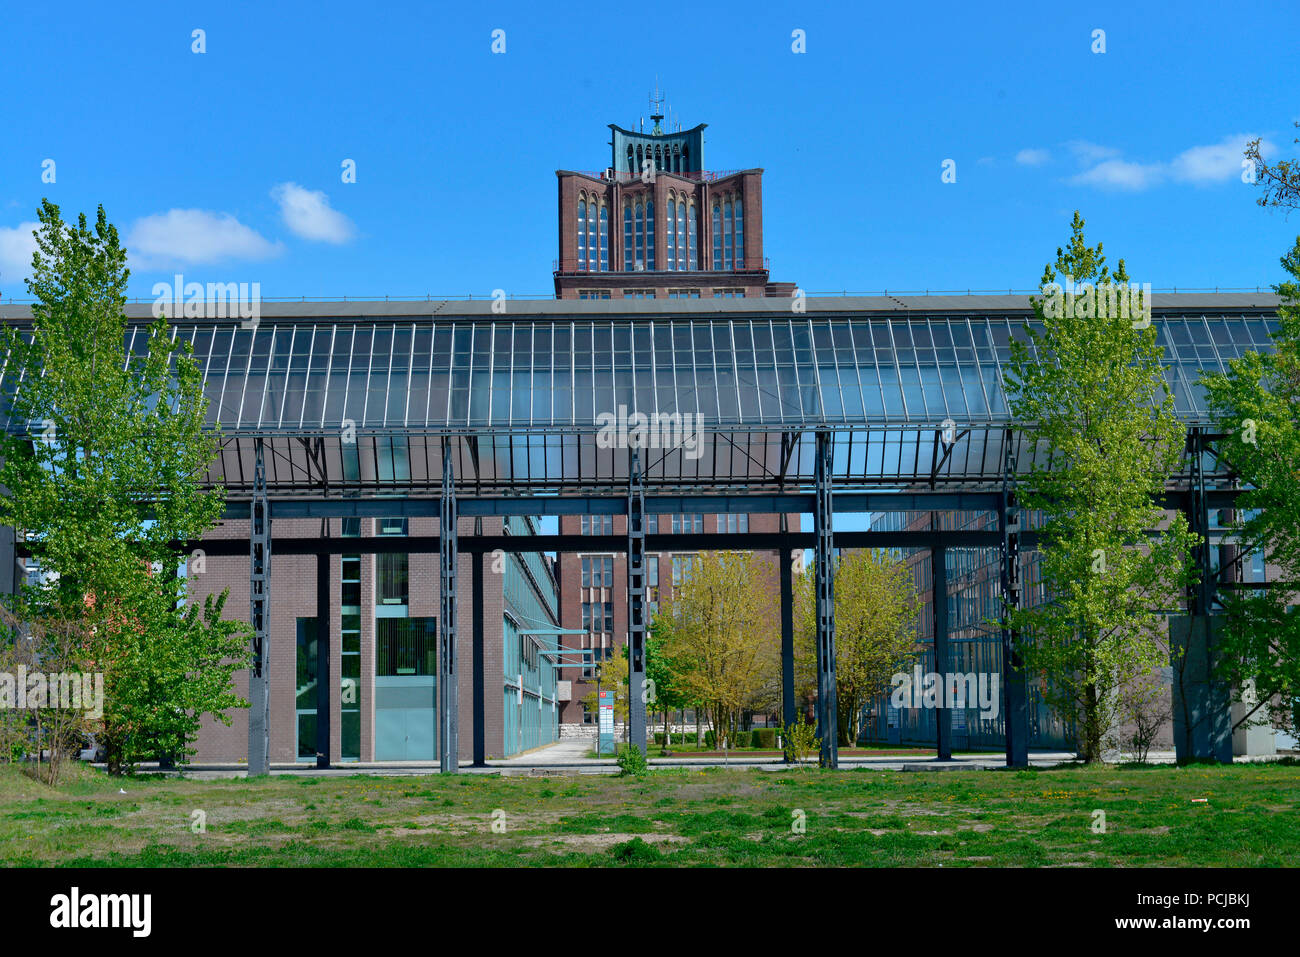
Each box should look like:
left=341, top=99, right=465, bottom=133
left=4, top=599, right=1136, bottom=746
left=189, top=513, right=560, bottom=765
left=554, top=101, right=796, bottom=300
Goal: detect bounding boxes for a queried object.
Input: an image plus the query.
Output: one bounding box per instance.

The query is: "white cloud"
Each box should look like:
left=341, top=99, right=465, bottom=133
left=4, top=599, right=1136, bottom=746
left=126, top=209, right=283, bottom=269
left=1169, top=134, right=1274, bottom=184
left=1069, top=158, right=1164, bottom=191
left=1065, top=134, right=1275, bottom=191
left=0, top=221, right=39, bottom=290
left=271, top=182, right=355, bottom=244
left=1015, top=148, right=1050, bottom=166
left=1066, top=141, right=1122, bottom=165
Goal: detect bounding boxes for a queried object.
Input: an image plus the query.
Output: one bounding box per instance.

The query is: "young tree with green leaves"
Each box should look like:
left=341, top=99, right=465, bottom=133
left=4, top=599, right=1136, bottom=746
left=794, top=549, right=921, bottom=747
left=1202, top=237, right=1300, bottom=738
left=0, top=200, right=250, bottom=773
left=645, top=617, right=690, bottom=748
left=661, top=551, right=778, bottom=749
left=1004, top=212, right=1199, bottom=763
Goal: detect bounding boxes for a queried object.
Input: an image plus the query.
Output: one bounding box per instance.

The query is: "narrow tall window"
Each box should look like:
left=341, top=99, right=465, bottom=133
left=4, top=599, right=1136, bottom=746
left=676, top=199, right=687, bottom=271
left=645, top=198, right=655, bottom=271
left=724, top=200, right=733, bottom=270
left=577, top=199, right=587, bottom=271
left=599, top=205, right=609, bottom=271
left=688, top=204, right=697, bottom=270
left=588, top=202, right=599, bottom=271
left=734, top=200, right=744, bottom=268
left=712, top=204, right=722, bottom=269
left=634, top=202, right=644, bottom=270
left=666, top=198, right=676, bottom=271
left=623, top=203, right=633, bottom=269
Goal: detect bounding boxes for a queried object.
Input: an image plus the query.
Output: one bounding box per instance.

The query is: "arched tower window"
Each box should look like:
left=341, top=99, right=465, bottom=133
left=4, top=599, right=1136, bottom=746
left=687, top=202, right=698, bottom=270
left=734, top=200, right=744, bottom=269
left=723, top=199, right=733, bottom=270
left=623, top=202, right=633, bottom=270
left=676, top=198, right=686, bottom=271
left=588, top=200, right=599, bottom=271
left=645, top=196, right=655, bottom=270
left=666, top=197, right=676, bottom=271
left=627, top=144, right=634, bottom=174
left=577, top=198, right=587, bottom=271
left=634, top=201, right=644, bottom=270
left=599, top=204, right=609, bottom=271
left=712, top=204, right=722, bottom=269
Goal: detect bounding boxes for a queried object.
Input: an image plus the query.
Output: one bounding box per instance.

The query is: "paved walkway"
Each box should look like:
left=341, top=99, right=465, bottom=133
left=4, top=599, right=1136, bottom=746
left=166, top=747, right=1280, bottom=779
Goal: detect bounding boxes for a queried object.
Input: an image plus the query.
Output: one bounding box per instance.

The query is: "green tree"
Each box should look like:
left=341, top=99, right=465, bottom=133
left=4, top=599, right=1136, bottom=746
left=794, top=549, right=921, bottom=746
left=0, top=200, right=251, bottom=773
left=1245, top=124, right=1300, bottom=211
left=1003, top=211, right=1199, bottom=763
left=661, top=551, right=777, bottom=749
left=645, top=617, right=690, bottom=747
left=1202, top=237, right=1300, bottom=738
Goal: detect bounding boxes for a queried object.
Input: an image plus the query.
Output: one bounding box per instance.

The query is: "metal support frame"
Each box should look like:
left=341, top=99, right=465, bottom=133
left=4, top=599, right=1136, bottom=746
left=932, top=540, right=951, bottom=761
left=472, top=542, right=486, bottom=767
left=779, top=516, right=796, bottom=751
left=439, top=439, right=459, bottom=772
left=316, top=539, right=331, bottom=769
left=626, top=448, right=648, bottom=755
left=813, top=431, right=839, bottom=768
left=1187, top=428, right=1216, bottom=617
left=999, top=428, right=1029, bottom=767
left=248, top=438, right=271, bottom=775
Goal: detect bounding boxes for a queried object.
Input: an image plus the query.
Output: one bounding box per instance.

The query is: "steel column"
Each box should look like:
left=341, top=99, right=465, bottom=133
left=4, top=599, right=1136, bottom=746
left=1187, top=428, right=1216, bottom=616
left=627, top=448, right=648, bottom=755
left=439, top=439, right=459, bottom=772
left=932, top=542, right=951, bottom=761
left=1000, top=428, right=1029, bottom=766
left=248, top=438, right=271, bottom=776
left=472, top=538, right=486, bottom=767
left=813, top=431, right=839, bottom=767
left=316, top=543, right=331, bottom=769
left=779, top=517, right=796, bottom=750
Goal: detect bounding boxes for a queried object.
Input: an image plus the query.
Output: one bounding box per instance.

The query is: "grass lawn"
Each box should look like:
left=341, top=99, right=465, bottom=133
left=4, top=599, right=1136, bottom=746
left=1, top=760, right=1297, bottom=867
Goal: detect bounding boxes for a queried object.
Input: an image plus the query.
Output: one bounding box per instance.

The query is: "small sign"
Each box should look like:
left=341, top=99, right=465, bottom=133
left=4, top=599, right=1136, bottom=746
left=598, top=689, right=614, bottom=754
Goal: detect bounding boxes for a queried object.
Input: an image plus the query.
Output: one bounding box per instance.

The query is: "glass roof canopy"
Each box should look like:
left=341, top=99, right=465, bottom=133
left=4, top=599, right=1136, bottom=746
left=129, top=311, right=1281, bottom=432
left=0, top=297, right=1279, bottom=496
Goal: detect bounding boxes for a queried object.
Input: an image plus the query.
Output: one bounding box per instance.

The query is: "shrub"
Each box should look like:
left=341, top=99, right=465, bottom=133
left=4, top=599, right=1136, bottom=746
left=616, top=743, right=648, bottom=777
left=753, top=728, right=776, bottom=749
left=704, top=730, right=716, bottom=749
left=780, top=716, right=821, bottom=766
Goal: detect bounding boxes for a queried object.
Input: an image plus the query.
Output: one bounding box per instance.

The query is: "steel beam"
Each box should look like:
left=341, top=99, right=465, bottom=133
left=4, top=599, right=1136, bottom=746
left=186, top=529, right=1020, bottom=557
left=813, top=431, right=839, bottom=767
left=1000, top=428, right=1029, bottom=767
left=626, top=448, right=648, bottom=756
left=248, top=438, right=271, bottom=776
left=439, top=440, right=458, bottom=772
left=226, top=490, right=1011, bottom=521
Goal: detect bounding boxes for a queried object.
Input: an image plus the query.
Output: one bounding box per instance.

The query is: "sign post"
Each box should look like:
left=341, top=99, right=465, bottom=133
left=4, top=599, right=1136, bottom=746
left=598, top=689, right=614, bottom=755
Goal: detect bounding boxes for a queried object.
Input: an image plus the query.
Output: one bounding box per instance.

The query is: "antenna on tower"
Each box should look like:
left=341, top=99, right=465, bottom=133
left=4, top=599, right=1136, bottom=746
left=649, top=78, right=665, bottom=135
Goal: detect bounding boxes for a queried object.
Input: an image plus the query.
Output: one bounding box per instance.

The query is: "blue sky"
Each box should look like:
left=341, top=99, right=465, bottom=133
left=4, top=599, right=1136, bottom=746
left=2, top=0, right=1298, bottom=302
